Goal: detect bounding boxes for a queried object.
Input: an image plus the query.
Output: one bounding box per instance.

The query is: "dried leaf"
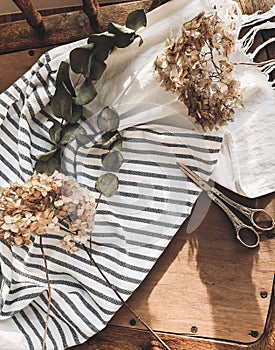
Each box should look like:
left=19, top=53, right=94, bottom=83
left=95, top=173, right=119, bottom=197
left=60, top=123, right=82, bottom=145
left=51, top=83, right=72, bottom=121
left=55, top=61, right=75, bottom=96
left=90, top=59, right=107, bottom=80
left=73, top=78, right=97, bottom=105
left=49, top=120, right=62, bottom=143
left=97, top=107, right=119, bottom=132
left=108, top=22, right=136, bottom=48
left=70, top=44, right=95, bottom=78
left=88, top=32, right=116, bottom=61
left=102, top=150, right=123, bottom=172
left=126, top=9, right=147, bottom=32
left=102, top=130, right=122, bottom=150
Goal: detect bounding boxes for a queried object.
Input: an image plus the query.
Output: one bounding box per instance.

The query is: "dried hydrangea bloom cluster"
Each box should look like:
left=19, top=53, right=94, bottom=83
left=154, top=11, right=242, bottom=130
left=0, top=172, right=95, bottom=253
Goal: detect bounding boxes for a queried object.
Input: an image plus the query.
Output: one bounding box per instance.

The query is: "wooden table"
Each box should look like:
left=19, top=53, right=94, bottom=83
left=67, top=188, right=275, bottom=350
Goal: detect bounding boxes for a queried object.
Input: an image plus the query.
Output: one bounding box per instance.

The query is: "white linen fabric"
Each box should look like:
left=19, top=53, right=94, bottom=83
left=0, top=0, right=274, bottom=349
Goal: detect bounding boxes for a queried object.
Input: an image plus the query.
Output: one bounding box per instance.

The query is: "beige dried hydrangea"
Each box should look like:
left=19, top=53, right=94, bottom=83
left=0, top=172, right=96, bottom=253
left=154, top=11, right=242, bottom=131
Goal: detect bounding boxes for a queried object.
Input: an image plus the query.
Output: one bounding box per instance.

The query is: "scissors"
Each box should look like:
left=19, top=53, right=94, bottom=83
left=178, top=163, right=275, bottom=248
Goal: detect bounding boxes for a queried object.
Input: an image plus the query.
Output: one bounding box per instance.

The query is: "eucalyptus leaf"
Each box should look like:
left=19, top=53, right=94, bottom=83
left=35, top=150, right=61, bottom=175
left=108, top=22, right=136, bottom=48
left=49, top=120, right=62, bottom=143
left=60, top=123, right=82, bottom=145
left=70, top=104, right=83, bottom=124
left=97, top=106, right=119, bottom=132
left=55, top=61, right=75, bottom=96
left=51, top=83, right=73, bottom=121
left=74, top=78, right=98, bottom=105
left=126, top=9, right=147, bottom=32
left=88, top=32, right=116, bottom=61
left=102, top=130, right=122, bottom=150
left=95, top=173, right=119, bottom=197
left=102, top=150, right=123, bottom=172
left=70, top=44, right=95, bottom=78
left=36, top=148, right=58, bottom=162
left=90, top=59, right=107, bottom=80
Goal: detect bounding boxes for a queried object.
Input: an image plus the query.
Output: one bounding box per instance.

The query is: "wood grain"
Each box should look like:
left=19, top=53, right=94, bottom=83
left=68, top=190, right=275, bottom=350
left=0, top=47, right=54, bottom=92
left=109, top=190, right=274, bottom=343
left=0, top=1, right=274, bottom=350
left=11, top=0, right=44, bottom=32
left=0, top=0, right=152, bottom=54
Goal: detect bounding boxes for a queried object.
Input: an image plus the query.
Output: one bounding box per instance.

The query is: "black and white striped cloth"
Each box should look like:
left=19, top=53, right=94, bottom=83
left=0, top=61, right=223, bottom=350
left=0, top=1, right=226, bottom=348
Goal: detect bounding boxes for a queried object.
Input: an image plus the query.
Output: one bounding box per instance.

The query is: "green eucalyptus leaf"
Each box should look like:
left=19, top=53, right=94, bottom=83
left=35, top=149, right=61, bottom=175
left=49, top=120, right=62, bottom=142
left=70, top=104, right=83, bottom=124
left=95, top=173, right=119, bottom=197
left=60, top=123, right=82, bottom=145
left=88, top=32, right=116, bottom=61
left=102, top=130, right=122, bottom=150
left=102, top=150, right=123, bottom=172
left=36, top=148, right=58, bottom=162
left=55, top=61, right=75, bottom=96
left=107, top=22, right=136, bottom=48
left=51, top=83, right=73, bottom=121
left=73, top=78, right=97, bottom=105
left=97, top=106, right=119, bottom=132
left=70, top=44, right=95, bottom=78
left=90, top=59, right=107, bottom=80
left=126, top=9, right=147, bottom=32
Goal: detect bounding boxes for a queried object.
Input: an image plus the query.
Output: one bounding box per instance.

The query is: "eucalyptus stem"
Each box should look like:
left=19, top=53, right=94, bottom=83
left=40, top=236, right=52, bottom=350
left=83, top=245, right=172, bottom=350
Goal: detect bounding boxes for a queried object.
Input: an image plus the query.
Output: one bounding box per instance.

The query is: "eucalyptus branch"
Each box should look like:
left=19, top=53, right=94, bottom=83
left=40, top=236, right=52, bottom=350
left=83, top=245, right=172, bottom=350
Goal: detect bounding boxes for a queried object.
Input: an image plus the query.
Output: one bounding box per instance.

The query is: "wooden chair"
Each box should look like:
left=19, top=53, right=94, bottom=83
left=0, top=1, right=274, bottom=349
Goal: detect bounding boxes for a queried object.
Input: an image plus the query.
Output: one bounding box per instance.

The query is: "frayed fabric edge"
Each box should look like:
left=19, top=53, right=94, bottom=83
left=239, top=5, right=275, bottom=87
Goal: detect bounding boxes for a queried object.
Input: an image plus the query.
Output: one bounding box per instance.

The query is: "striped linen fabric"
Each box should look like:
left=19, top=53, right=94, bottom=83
left=0, top=2, right=224, bottom=346
left=0, top=50, right=223, bottom=349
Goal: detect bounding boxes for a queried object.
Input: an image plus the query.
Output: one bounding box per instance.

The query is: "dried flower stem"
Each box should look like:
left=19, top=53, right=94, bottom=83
left=83, top=245, right=172, bottom=350
left=40, top=236, right=52, bottom=350
left=234, top=58, right=275, bottom=66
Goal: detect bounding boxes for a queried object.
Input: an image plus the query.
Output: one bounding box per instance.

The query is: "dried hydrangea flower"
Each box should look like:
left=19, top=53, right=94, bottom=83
left=0, top=171, right=96, bottom=253
left=154, top=11, right=243, bottom=131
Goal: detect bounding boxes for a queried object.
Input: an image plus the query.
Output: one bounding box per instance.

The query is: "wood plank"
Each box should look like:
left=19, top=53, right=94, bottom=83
left=0, top=47, right=54, bottom=92
left=109, top=189, right=274, bottom=343
left=68, top=190, right=275, bottom=350
left=0, top=1, right=274, bottom=349
left=0, top=0, right=152, bottom=54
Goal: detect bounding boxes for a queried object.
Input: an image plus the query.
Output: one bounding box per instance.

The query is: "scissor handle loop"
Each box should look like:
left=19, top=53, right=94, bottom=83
left=212, top=188, right=274, bottom=231
left=235, top=224, right=260, bottom=249
left=209, top=192, right=260, bottom=248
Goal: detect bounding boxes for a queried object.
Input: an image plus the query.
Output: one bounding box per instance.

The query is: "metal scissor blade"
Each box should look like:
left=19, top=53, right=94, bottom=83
left=177, top=162, right=212, bottom=191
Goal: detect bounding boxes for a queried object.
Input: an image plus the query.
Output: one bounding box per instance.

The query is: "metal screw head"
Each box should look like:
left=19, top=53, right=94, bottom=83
left=260, top=291, right=268, bottom=298
left=191, top=326, right=198, bottom=334
left=129, top=319, right=136, bottom=326
left=249, top=330, right=259, bottom=338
